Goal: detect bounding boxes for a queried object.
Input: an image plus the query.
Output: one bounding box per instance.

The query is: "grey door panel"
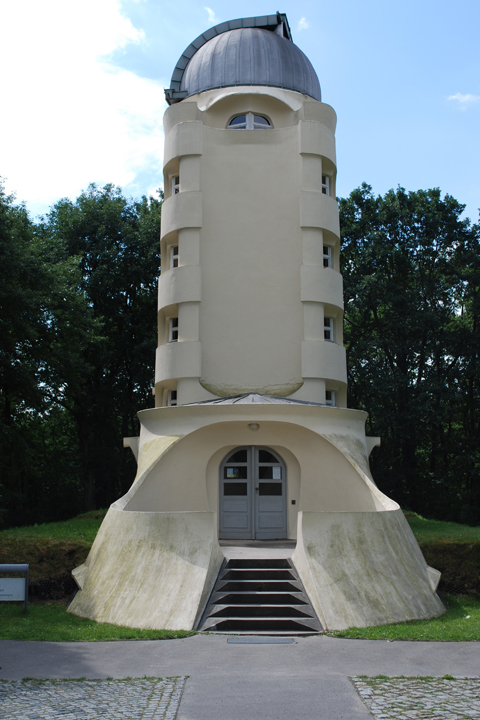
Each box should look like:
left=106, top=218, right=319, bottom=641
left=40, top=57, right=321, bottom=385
left=219, top=446, right=287, bottom=540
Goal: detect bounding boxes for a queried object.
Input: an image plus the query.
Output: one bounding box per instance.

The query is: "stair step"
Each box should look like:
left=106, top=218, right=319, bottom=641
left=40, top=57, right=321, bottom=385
left=198, top=558, right=322, bottom=634
left=213, top=594, right=308, bottom=605
left=221, top=570, right=296, bottom=580
left=228, top=559, right=291, bottom=569
left=218, top=581, right=301, bottom=592
left=202, top=618, right=321, bottom=633
left=209, top=606, right=315, bottom=618
left=212, top=590, right=308, bottom=605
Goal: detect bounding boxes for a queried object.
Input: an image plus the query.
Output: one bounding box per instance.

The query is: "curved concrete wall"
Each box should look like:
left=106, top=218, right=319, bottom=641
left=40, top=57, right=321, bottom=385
left=157, top=86, right=346, bottom=406
left=301, top=340, right=347, bottom=382
left=299, top=119, right=336, bottom=162
left=69, top=506, right=223, bottom=630
left=155, top=341, right=201, bottom=383
left=300, top=265, right=343, bottom=308
left=158, top=266, right=202, bottom=311
left=300, top=190, right=340, bottom=236
left=293, top=509, right=445, bottom=630
left=164, top=120, right=203, bottom=167
left=70, top=403, right=441, bottom=631
left=160, top=191, right=202, bottom=238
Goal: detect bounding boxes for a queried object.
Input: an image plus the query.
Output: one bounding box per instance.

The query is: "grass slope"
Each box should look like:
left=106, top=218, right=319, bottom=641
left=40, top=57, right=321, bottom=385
left=405, top=512, right=480, bottom=544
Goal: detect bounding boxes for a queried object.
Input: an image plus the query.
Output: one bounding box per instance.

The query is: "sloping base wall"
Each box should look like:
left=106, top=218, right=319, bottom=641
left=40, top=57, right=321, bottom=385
left=292, top=509, right=445, bottom=631
left=68, top=506, right=224, bottom=630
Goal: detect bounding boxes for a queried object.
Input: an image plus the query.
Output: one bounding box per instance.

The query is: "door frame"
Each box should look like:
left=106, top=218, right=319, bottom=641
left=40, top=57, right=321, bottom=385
left=219, top=446, right=287, bottom=540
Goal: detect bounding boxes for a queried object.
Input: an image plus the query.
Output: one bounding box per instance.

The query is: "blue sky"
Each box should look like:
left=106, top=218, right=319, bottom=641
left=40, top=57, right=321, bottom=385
left=0, top=0, right=478, bottom=222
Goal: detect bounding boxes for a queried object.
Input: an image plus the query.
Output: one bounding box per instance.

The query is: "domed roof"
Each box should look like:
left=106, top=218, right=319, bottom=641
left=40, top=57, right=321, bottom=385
left=165, top=14, right=321, bottom=104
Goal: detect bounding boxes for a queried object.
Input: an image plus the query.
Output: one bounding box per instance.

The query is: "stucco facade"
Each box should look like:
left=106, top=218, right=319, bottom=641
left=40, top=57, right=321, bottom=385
left=69, top=14, right=444, bottom=631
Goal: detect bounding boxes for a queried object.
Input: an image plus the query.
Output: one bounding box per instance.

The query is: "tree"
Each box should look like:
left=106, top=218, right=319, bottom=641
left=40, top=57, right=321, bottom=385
left=341, top=184, right=480, bottom=523
left=0, top=180, right=97, bottom=526
left=41, top=184, right=162, bottom=510
left=0, top=180, right=162, bottom=528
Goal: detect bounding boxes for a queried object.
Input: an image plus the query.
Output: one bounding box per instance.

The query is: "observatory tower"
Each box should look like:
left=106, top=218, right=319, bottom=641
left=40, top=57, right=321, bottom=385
left=69, top=14, right=444, bottom=631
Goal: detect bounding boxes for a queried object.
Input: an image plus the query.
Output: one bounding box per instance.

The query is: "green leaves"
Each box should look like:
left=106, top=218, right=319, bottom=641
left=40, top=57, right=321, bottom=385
left=341, top=185, right=480, bottom=523
left=0, top=181, right=162, bottom=527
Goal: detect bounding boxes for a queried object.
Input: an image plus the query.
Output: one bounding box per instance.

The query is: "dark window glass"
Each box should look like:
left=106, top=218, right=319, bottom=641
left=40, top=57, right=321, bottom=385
left=229, top=449, right=247, bottom=463
left=259, top=482, right=282, bottom=496
left=253, top=115, right=270, bottom=126
left=258, top=466, right=273, bottom=479
left=224, top=482, right=248, bottom=496
left=229, top=115, right=246, bottom=126
left=259, top=450, right=277, bottom=463
left=224, top=466, right=248, bottom=479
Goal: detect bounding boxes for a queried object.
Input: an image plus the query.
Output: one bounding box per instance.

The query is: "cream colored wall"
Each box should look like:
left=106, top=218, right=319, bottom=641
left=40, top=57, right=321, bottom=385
left=123, top=417, right=385, bottom=537
left=293, top=509, right=445, bottom=630
left=156, top=86, right=347, bottom=407
left=69, top=506, right=224, bottom=631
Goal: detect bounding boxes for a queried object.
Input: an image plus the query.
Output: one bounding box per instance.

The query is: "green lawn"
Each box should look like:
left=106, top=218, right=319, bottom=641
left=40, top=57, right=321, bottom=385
left=405, top=512, right=480, bottom=544
left=0, top=602, right=194, bottom=642
left=332, top=594, right=480, bottom=641
left=0, top=510, right=107, bottom=545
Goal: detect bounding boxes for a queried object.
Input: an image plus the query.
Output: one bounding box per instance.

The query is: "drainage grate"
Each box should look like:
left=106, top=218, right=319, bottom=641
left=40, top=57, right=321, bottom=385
left=228, top=636, right=296, bottom=644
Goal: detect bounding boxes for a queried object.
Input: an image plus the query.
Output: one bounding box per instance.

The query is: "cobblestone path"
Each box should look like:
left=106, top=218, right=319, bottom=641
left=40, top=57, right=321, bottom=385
left=0, top=676, right=186, bottom=719
left=352, top=676, right=480, bottom=719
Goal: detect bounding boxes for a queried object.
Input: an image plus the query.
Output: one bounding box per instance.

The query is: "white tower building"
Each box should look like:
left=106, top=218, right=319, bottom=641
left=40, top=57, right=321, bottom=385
left=70, top=14, right=444, bottom=632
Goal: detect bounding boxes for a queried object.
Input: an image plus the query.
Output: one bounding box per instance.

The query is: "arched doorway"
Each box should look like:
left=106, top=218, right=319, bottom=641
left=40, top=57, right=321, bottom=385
left=219, top=446, right=287, bottom=540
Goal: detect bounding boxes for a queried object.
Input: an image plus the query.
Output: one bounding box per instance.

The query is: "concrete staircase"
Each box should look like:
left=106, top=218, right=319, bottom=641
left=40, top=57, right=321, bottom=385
left=198, top=557, right=322, bottom=634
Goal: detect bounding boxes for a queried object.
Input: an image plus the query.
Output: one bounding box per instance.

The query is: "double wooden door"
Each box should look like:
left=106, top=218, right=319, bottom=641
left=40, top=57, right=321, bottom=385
left=219, top=446, right=287, bottom=540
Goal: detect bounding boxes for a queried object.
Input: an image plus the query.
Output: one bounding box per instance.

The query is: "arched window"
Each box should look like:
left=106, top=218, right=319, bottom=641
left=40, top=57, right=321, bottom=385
left=228, top=112, right=272, bottom=130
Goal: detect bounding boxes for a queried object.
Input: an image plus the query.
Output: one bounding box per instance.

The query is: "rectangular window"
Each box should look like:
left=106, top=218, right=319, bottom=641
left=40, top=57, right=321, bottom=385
left=325, top=390, right=336, bottom=406
left=167, top=390, right=177, bottom=406
left=169, top=318, right=178, bottom=342
left=323, top=245, right=332, bottom=268
left=170, top=246, right=179, bottom=269
left=322, top=174, right=330, bottom=196
left=172, top=175, right=180, bottom=195
left=324, top=317, right=333, bottom=342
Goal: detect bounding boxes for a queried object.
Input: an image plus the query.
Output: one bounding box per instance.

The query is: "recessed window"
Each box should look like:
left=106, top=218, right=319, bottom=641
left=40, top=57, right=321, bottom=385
left=325, top=390, right=335, bottom=406
left=324, top=317, right=333, bottom=342
left=169, top=318, right=178, bottom=342
left=228, top=113, right=272, bottom=130
left=323, top=245, right=332, bottom=268
left=172, top=175, right=180, bottom=195
left=322, top=174, right=330, bottom=195
left=170, top=246, right=179, bottom=269
left=167, top=390, right=177, bottom=407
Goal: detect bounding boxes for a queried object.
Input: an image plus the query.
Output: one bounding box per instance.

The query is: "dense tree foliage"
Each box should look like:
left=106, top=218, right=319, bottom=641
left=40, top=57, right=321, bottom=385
left=341, top=184, right=480, bottom=524
left=0, top=181, right=161, bottom=528
left=1, top=177, right=478, bottom=528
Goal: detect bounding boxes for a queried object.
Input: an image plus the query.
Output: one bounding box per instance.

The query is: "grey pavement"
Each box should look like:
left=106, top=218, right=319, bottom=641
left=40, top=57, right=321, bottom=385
left=1, top=635, right=479, bottom=719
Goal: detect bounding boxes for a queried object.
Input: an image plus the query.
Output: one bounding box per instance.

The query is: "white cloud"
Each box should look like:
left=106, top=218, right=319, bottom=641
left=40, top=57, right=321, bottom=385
left=448, top=93, right=480, bottom=109
left=204, top=7, right=219, bottom=26
left=297, top=17, right=309, bottom=31
left=0, top=0, right=167, bottom=215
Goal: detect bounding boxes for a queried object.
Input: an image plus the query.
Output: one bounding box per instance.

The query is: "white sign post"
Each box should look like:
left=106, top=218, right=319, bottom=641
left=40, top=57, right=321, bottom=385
left=0, top=564, right=29, bottom=611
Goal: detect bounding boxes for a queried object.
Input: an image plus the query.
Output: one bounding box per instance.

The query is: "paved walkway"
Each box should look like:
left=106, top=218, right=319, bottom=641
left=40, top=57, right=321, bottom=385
left=0, top=677, right=186, bottom=719
left=1, top=635, right=479, bottom=719
left=352, top=676, right=480, bottom=719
